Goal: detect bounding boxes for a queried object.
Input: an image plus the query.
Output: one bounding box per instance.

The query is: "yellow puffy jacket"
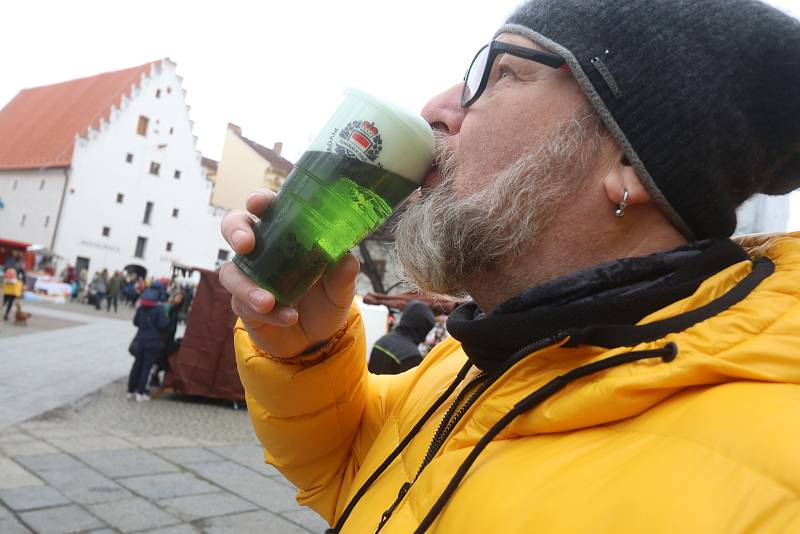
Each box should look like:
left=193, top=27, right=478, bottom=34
left=3, top=278, right=22, bottom=298
left=235, top=234, right=800, bottom=533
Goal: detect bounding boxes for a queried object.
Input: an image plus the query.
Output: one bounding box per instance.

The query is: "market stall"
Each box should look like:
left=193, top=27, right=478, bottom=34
left=165, top=267, right=244, bottom=402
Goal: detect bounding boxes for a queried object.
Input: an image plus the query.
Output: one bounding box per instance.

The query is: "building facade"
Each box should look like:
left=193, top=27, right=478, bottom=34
left=0, top=60, right=231, bottom=278
left=211, top=123, right=292, bottom=210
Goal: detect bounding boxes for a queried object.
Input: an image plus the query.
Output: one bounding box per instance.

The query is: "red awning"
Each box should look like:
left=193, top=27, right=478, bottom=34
left=0, top=238, right=32, bottom=250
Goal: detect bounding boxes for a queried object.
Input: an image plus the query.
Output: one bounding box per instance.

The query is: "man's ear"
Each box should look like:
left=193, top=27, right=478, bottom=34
left=602, top=154, right=652, bottom=207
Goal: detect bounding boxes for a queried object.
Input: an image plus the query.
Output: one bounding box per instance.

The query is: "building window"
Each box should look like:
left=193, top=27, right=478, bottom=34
left=156, top=89, right=162, bottom=98
left=149, top=162, right=160, bottom=176
left=137, top=115, right=149, bottom=136
left=20, top=214, right=26, bottom=226
left=102, top=226, right=110, bottom=237
left=172, top=208, right=179, bottom=218
left=143, top=201, right=154, bottom=224
left=166, top=87, right=172, bottom=94
left=169, top=127, right=174, bottom=135
left=174, top=169, right=181, bottom=179
left=39, top=179, right=46, bottom=190
left=134, top=236, right=147, bottom=259
left=44, top=215, right=50, bottom=228
left=125, top=153, right=133, bottom=163
left=165, top=242, right=173, bottom=252
left=12, top=180, right=17, bottom=191
left=217, top=249, right=229, bottom=262
left=116, top=193, right=124, bottom=203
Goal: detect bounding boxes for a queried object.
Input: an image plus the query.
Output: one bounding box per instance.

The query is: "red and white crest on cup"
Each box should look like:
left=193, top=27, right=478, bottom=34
left=336, top=120, right=383, bottom=162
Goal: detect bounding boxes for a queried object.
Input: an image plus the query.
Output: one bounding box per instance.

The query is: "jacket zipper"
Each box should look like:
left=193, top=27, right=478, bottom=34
left=374, top=334, right=565, bottom=532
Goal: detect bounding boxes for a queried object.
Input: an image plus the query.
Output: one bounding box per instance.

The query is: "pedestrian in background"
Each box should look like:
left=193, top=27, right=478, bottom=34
left=88, top=272, right=106, bottom=310
left=369, top=301, right=435, bottom=375
left=127, top=284, right=168, bottom=402
left=3, top=267, right=23, bottom=321
left=106, top=271, right=122, bottom=313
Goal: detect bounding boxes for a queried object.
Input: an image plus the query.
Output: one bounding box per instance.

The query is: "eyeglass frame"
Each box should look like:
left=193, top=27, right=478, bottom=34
left=460, top=40, right=567, bottom=108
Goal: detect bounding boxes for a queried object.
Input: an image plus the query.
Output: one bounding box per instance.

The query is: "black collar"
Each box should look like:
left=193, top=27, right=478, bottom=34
left=447, top=239, right=754, bottom=371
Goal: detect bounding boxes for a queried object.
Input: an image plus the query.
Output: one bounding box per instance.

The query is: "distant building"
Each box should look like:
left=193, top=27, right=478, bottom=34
left=0, top=59, right=231, bottom=278
left=202, top=156, right=218, bottom=183
left=735, top=194, right=791, bottom=235
left=211, top=123, right=292, bottom=210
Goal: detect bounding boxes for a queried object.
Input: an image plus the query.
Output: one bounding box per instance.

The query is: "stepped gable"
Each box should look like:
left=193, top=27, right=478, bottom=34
left=0, top=60, right=162, bottom=170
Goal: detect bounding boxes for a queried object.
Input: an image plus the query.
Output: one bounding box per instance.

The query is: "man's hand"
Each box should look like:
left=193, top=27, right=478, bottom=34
left=219, top=189, right=360, bottom=359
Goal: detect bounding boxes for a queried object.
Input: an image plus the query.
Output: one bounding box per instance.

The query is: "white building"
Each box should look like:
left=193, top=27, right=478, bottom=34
left=0, top=59, right=231, bottom=278
left=735, top=194, right=791, bottom=236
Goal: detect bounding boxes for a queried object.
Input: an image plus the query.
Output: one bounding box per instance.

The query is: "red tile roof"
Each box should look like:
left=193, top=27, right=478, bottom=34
left=0, top=60, right=162, bottom=170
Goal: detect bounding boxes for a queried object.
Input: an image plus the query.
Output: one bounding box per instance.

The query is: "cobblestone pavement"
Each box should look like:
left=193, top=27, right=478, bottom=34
left=0, top=301, right=329, bottom=533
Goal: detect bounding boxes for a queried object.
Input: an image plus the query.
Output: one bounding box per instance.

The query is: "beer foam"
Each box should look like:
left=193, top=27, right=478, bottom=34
left=308, top=89, right=434, bottom=183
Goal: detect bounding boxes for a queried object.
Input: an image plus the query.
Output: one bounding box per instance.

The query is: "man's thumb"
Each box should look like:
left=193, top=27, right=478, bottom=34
left=322, top=253, right=360, bottom=307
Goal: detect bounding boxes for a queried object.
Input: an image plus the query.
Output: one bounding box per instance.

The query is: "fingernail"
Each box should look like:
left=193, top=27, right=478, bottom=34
left=232, top=229, right=248, bottom=249
left=278, top=308, right=296, bottom=324
left=248, top=289, right=267, bottom=308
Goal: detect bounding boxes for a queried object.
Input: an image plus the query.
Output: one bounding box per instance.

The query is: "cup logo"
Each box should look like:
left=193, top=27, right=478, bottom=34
left=336, top=120, right=383, bottom=162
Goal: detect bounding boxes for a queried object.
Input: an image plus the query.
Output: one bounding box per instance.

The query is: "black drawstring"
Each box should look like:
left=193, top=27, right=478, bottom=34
left=372, top=334, right=568, bottom=532
left=325, top=359, right=473, bottom=534
left=374, top=372, right=491, bottom=533
left=413, top=343, right=678, bottom=533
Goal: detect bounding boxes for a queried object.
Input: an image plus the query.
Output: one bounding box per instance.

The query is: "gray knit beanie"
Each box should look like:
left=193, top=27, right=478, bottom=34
left=500, top=0, right=800, bottom=239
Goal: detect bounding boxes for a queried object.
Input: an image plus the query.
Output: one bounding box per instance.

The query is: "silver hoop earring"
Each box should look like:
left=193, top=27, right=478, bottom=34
left=615, top=188, right=629, bottom=218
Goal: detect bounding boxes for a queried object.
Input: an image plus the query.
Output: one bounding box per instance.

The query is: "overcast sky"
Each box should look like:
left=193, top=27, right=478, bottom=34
left=2, top=0, right=799, bottom=227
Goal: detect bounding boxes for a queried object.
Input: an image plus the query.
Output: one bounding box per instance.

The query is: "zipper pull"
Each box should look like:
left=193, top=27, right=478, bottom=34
left=375, top=482, right=412, bottom=533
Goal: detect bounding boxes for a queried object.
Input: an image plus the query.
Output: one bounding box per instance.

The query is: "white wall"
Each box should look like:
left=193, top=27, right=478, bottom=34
left=53, top=60, right=231, bottom=277
left=0, top=168, right=65, bottom=247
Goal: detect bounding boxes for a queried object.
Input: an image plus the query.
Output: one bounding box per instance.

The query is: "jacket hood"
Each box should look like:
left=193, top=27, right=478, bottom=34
left=448, top=233, right=800, bottom=446
left=395, top=301, right=436, bottom=344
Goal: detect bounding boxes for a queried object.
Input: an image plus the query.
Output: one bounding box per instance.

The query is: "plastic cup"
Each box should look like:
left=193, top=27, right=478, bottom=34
left=233, top=89, right=434, bottom=306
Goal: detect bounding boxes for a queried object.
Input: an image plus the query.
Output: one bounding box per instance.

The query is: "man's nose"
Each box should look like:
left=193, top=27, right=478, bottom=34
left=421, top=84, right=466, bottom=135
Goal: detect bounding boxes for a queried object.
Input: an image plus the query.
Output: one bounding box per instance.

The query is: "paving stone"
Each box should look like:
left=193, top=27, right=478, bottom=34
left=37, top=468, right=131, bottom=504
left=26, top=425, right=104, bottom=440
left=118, top=472, right=218, bottom=500
left=77, top=449, right=178, bottom=478
left=146, top=524, right=200, bottom=534
left=0, top=440, right=59, bottom=457
left=88, top=497, right=180, bottom=533
left=152, top=447, right=224, bottom=466
left=45, top=435, right=134, bottom=453
left=0, top=457, right=43, bottom=490
left=124, top=435, right=197, bottom=449
left=14, top=454, right=84, bottom=473
left=186, top=461, right=299, bottom=513
left=85, top=529, right=115, bottom=534
left=0, top=485, right=70, bottom=511
left=207, top=444, right=283, bottom=477
left=161, top=491, right=257, bottom=521
left=0, top=432, right=33, bottom=444
left=197, top=510, right=309, bottom=534
left=281, top=509, right=330, bottom=533
left=0, top=514, right=33, bottom=533
left=18, top=504, right=104, bottom=534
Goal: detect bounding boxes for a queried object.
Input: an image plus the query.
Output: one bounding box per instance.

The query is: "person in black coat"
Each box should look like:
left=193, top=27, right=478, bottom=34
left=127, top=283, right=168, bottom=401
left=368, top=301, right=436, bottom=375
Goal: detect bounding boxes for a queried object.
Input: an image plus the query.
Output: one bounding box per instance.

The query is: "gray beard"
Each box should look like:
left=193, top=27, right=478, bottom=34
left=393, top=110, right=602, bottom=297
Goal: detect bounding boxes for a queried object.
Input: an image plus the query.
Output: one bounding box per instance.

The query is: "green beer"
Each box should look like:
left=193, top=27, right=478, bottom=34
left=233, top=90, right=434, bottom=306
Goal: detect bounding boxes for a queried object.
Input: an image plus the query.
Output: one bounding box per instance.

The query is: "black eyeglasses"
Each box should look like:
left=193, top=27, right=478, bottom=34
left=461, top=40, right=566, bottom=107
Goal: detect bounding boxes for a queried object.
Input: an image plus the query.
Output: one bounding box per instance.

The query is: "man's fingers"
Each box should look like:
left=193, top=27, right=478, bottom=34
left=246, top=189, right=275, bottom=218
left=220, top=210, right=257, bottom=254
left=230, top=295, right=298, bottom=327
left=321, top=253, right=360, bottom=308
left=219, top=261, right=276, bottom=314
